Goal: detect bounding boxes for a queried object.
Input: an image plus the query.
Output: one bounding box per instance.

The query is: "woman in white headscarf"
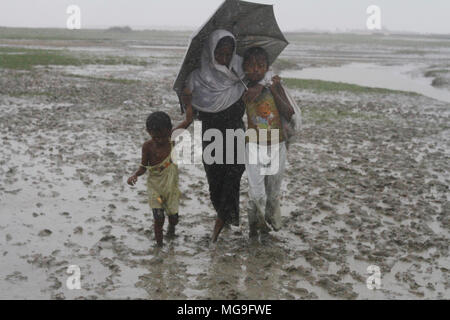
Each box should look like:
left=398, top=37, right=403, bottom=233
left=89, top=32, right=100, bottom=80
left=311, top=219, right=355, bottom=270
left=183, top=29, right=248, bottom=243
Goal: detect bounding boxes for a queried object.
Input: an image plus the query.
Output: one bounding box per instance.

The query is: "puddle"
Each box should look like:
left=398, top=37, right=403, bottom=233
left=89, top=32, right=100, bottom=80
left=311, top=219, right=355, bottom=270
left=282, top=63, right=450, bottom=103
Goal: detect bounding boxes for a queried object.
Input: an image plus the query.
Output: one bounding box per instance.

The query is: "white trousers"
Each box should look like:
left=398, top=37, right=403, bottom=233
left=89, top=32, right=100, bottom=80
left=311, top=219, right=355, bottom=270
left=245, top=142, right=287, bottom=231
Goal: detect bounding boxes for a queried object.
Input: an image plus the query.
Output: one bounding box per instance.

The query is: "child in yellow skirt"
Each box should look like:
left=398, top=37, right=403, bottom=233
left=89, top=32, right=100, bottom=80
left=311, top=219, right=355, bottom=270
left=127, top=104, right=193, bottom=247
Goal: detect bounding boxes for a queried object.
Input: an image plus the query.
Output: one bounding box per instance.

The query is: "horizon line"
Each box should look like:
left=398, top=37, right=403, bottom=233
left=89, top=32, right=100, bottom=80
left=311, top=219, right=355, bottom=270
left=0, top=25, right=449, bottom=36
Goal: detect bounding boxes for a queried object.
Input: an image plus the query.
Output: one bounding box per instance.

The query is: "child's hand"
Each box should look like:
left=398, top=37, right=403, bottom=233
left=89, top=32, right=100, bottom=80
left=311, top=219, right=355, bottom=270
left=271, top=75, right=282, bottom=89
left=127, top=174, right=138, bottom=186
left=243, top=84, right=264, bottom=104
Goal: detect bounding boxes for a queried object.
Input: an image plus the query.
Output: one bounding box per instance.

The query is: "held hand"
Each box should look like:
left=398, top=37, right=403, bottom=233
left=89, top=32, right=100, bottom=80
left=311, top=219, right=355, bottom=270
left=181, top=88, right=192, bottom=108
left=185, top=103, right=193, bottom=122
left=127, top=175, right=138, bottom=186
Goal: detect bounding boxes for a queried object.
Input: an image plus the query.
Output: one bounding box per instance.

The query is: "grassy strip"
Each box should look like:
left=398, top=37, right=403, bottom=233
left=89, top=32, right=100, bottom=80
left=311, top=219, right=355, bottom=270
left=394, top=49, right=428, bottom=55
left=0, top=47, right=40, bottom=53
left=0, top=47, right=150, bottom=69
left=0, top=50, right=83, bottom=69
left=284, top=78, right=418, bottom=95
left=272, top=59, right=299, bottom=71
left=2, top=91, right=54, bottom=98
left=0, top=27, right=192, bottom=42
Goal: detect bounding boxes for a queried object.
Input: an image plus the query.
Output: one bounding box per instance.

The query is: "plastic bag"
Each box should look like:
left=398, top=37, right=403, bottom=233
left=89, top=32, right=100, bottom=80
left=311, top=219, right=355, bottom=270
left=258, top=69, right=302, bottom=148
left=279, top=84, right=301, bottom=148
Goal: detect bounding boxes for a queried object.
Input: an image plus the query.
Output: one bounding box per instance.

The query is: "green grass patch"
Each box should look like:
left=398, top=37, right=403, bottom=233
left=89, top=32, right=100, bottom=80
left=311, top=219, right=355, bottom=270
left=4, top=91, right=54, bottom=98
left=0, top=50, right=83, bottom=69
left=0, top=47, right=150, bottom=70
left=272, top=59, right=299, bottom=71
left=0, top=47, right=39, bottom=53
left=0, top=27, right=192, bottom=43
left=284, top=78, right=418, bottom=95
left=394, top=49, right=428, bottom=55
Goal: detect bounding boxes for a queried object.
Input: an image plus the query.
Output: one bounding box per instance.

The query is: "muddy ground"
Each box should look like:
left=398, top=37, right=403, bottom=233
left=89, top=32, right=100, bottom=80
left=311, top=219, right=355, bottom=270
left=0, top=30, right=449, bottom=299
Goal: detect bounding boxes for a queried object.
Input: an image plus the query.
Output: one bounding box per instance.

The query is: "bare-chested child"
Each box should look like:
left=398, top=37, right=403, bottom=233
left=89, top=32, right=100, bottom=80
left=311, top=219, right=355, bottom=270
left=127, top=103, right=193, bottom=247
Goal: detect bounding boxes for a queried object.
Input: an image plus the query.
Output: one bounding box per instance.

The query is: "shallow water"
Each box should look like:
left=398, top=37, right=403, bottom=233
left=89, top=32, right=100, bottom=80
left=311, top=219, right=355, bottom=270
left=282, top=63, right=450, bottom=103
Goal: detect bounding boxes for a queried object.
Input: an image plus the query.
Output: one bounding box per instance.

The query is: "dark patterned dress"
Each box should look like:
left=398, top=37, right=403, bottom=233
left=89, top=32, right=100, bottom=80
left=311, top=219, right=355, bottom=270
left=198, top=99, right=246, bottom=225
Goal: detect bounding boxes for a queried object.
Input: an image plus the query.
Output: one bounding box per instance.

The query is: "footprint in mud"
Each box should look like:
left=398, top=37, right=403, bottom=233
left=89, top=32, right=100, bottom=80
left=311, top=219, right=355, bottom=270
left=316, top=275, right=358, bottom=299
left=5, top=271, right=28, bottom=283
left=291, top=287, right=319, bottom=299
left=73, top=226, right=83, bottom=234
left=38, top=229, right=52, bottom=237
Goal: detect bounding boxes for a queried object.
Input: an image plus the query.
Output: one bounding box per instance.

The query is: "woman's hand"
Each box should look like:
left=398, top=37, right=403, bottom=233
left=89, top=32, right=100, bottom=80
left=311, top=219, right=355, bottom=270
left=127, top=174, right=138, bottom=186
left=243, top=84, right=264, bottom=104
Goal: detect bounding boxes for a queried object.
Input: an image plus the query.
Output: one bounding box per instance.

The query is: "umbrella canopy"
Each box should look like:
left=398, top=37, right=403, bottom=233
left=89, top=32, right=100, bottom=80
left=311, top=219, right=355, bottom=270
left=173, top=0, right=289, bottom=110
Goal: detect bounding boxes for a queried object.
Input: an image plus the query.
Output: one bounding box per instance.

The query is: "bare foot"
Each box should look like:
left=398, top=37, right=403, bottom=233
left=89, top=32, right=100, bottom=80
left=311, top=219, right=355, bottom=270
left=211, top=217, right=225, bottom=243
left=166, top=224, right=176, bottom=239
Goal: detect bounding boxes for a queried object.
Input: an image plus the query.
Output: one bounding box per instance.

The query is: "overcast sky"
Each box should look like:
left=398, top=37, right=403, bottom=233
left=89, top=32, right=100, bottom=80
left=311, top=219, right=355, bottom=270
left=1, top=0, right=449, bottom=34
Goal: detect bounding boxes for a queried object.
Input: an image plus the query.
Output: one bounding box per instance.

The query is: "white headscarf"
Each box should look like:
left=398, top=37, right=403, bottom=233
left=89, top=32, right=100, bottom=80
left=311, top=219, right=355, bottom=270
left=186, top=29, right=246, bottom=113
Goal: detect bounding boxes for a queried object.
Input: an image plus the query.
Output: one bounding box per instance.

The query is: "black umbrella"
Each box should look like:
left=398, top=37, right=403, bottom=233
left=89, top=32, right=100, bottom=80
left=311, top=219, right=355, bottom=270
left=173, top=0, right=289, bottom=111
